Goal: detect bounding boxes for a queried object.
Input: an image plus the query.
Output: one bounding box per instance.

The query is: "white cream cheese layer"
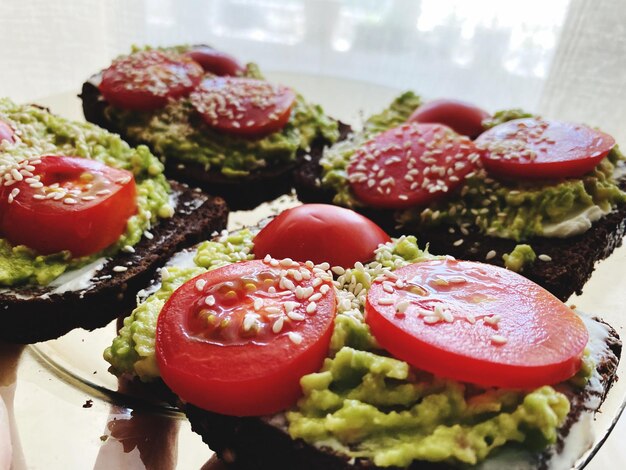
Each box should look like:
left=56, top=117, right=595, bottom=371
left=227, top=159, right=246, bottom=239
left=541, top=205, right=609, bottom=238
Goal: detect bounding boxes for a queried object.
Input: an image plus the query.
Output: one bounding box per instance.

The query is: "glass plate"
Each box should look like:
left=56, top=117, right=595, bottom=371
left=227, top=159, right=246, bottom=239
left=6, top=73, right=626, bottom=469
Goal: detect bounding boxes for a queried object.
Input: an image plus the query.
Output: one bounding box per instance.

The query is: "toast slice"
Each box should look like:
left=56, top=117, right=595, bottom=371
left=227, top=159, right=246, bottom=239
left=185, top=314, right=621, bottom=470
left=80, top=47, right=347, bottom=210
left=0, top=181, right=227, bottom=344
left=294, top=132, right=626, bottom=302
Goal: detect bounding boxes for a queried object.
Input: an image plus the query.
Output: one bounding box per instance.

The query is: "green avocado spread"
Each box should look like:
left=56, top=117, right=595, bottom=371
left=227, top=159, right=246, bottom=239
left=105, top=231, right=584, bottom=467
left=104, top=47, right=340, bottom=178
left=0, top=98, right=172, bottom=286
left=319, top=94, right=626, bottom=242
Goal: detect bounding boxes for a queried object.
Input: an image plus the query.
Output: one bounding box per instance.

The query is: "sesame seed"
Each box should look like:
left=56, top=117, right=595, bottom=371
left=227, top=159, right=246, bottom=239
left=538, top=254, right=552, bottom=262
left=484, top=315, right=501, bottom=325
left=309, top=292, right=322, bottom=302
left=491, top=335, right=507, bottom=345
left=63, top=198, right=78, bottom=205
left=288, top=332, right=303, bottom=345
left=96, top=189, right=111, bottom=196
left=284, top=301, right=299, bottom=313
left=320, top=285, right=330, bottom=294
left=288, top=311, right=305, bottom=321
left=485, top=250, right=496, bottom=260
left=279, top=258, right=295, bottom=267
left=377, top=297, right=394, bottom=306
left=205, top=295, right=216, bottom=306
left=423, top=316, right=440, bottom=324
left=453, top=239, right=464, bottom=247
left=306, top=302, right=317, bottom=314
left=253, top=298, right=263, bottom=310
left=396, top=300, right=409, bottom=313
left=272, top=316, right=285, bottom=333
left=331, top=266, right=345, bottom=275
left=265, top=306, right=281, bottom=315
left=122, top=245, right=135, bottom=253
left=112, top=266, right=128, bottom=272
left=196, top=279, right=207, bottom=292
left=144, top=231, right=154, bottom=240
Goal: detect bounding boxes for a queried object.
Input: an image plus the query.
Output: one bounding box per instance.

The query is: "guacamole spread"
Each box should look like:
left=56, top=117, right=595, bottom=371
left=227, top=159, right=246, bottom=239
left=105, top=230, right=579, bottom=467
left=103, top=47, right=340, bottom=177
left=319, top=94, right=626, bottom=241
left=0, top=98, right=172, bottom=286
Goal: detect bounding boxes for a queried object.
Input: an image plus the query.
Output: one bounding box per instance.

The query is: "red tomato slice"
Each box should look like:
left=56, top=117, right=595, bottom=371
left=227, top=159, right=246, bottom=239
left=347, top=123, right=482, bottom=209
left=190, top=77, right=296, bottom=138
left=156, top=259, right=336, bottom=416
left=408, top=98, right=490, bottom=139
left=365, top=259, right=589, bottom=388
left=476, top=118, right=615, bottom=179
left=184, top=46, right=245, bottom=76
left=99, top=50, right=204, bottom=111
left=0, top=155, right=137, bottom=257
left=0, top=120, right=15, bottom=143
left=253, top=204, right=390, bottom=268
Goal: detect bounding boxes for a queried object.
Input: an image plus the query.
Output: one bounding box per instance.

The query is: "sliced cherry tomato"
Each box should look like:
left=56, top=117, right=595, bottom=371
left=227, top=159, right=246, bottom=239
left=365, top=259, right=588, bottom=389
left=190, top=77, right=296, bottom=138
left=156, top=259, right=336, bottom=416
left=476, top=118, right=615, bottom=180
left=253, top=204, right=390, bottom=268
left=99, top=50, right=204, bottom=111
left=0, top=155, right=137, bottom=257
left=0, top=120, right=15, bottom=143
left=184, top=46, right=245, bottom=76
left=408, top=98, right=490, bottom=139
left=347, top=123, right=481, bottom=209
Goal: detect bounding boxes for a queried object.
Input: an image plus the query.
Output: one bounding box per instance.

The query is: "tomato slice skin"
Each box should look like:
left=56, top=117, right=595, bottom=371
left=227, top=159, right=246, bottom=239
left=365, top=259, right=588, bottom=389
left=0, top=155, right=137, bottom=257
left=156, top=259, right=336, bottom=416
left=99, top=50, right=204, bottom=111
left=184, top=46, right=245, bottom=76
left=0, top=120, right=15, bottom=143
left=190, top=77, right=296, bottom=138
left=408, top=99, right=490, bottom=139
left=476, top=118, right=616, bottom=180
left=252, top=204, right=390, bottom=268
left=347, top=123, right=481, bottom=209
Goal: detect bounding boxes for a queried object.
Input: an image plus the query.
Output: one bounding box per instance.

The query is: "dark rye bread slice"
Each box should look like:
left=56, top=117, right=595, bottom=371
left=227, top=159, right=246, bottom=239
left=80, top=73, right=350, bottom=211
left=294, top=148, right=626, bottom=302
left=0, top=181, right=227, bottom=344
left=185, top=317, right=621, bottom=470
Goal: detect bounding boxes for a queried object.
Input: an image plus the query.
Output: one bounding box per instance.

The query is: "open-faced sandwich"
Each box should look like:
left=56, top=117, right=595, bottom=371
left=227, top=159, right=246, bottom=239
left=81, top=45, right=349, bottom=210
left=104, top=204, right=621, bottom=469
left=294, top=94, right=626, bottom=301
left=0, top=99, right=228, bottom=344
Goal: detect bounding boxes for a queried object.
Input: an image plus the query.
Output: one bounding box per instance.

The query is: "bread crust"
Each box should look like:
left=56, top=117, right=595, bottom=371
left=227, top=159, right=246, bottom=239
left=0, top=181, right=227, bottom=344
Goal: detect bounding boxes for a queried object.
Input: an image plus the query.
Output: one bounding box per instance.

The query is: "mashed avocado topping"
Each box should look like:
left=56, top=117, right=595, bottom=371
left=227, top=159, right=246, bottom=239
left=0, top=99, right=172, bottom=286
left=502, top=244, right=536, bottom=272
left=318, top=94, right=626, bottom=241
left=104, top=48, right=340, bottom=177
left=397, top=148, right=626, bottom=241
left=104, top=229, right=255, bottom=379
left=105, top=230, right=582, bottom=466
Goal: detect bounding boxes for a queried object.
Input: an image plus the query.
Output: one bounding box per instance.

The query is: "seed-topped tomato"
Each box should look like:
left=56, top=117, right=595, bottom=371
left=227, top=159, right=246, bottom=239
left=0, top=120, right=15, bottom=143
left=99, top=50, right=204, bottom=111
left=347, top=123, right=482, bottom=209
left=0, top=155, right=137, bottom=257
left=408, top=98, right=490, bottom=139
left=156, top=258, right=336, bottom=416
left=253, top=204, right=390, bottom=268
left=190, top=77, right=296, bottom=138
left=183, top=46, right=245, bottom=76
left=476, top=118, right=616, bottom=180
left=365, top=259, right=588, bottom=388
